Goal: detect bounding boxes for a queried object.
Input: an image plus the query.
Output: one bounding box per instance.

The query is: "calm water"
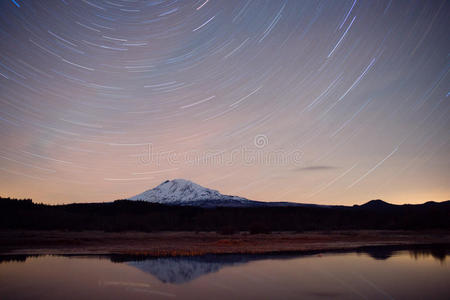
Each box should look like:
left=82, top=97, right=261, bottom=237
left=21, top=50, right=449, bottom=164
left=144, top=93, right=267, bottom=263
left=0, top=248, right=449, bottom=300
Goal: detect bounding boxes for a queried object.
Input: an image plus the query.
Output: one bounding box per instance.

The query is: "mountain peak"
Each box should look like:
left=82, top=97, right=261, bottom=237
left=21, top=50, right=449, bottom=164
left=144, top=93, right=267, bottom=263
left=128, top=179, right=245, bottom=205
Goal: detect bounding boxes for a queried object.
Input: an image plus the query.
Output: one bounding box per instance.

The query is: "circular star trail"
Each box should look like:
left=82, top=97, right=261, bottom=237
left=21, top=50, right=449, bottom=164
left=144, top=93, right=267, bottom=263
left=0, top=0, right=449, bottom=204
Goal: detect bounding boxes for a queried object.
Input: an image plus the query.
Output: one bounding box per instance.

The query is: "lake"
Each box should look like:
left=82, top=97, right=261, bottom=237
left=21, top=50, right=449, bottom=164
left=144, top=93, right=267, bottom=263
left=1, top=247, right=449, bottom=299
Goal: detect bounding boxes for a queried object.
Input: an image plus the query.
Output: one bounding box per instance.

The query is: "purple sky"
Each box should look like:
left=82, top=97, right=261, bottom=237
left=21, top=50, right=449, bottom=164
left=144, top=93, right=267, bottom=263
left=0, top=0, right=448, bottom=204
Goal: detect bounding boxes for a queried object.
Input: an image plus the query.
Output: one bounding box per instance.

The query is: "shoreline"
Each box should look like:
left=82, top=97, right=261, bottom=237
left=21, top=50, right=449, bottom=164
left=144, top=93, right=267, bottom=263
left=1, top=230, right=449, bottom=256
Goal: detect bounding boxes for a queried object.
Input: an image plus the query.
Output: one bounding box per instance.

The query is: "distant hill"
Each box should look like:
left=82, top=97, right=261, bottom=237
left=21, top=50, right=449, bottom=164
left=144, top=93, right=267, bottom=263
left=359, top=199, right=395, bottom=209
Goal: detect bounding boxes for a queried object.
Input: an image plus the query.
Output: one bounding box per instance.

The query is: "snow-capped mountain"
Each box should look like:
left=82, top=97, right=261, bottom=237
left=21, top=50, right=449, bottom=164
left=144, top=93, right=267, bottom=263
left=128, top=179, right=255, bottom=207
left=127, top=179, right=317, bottom=207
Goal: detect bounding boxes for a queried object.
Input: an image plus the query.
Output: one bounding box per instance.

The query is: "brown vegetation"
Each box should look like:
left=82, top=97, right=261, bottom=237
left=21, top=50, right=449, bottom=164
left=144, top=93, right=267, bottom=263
left=1, top=230, right=449, bottom=256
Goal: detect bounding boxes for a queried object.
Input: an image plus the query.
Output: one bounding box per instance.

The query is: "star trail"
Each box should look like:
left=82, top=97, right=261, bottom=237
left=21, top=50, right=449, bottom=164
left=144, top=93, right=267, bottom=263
left=0, top=0, right=448, bottom=204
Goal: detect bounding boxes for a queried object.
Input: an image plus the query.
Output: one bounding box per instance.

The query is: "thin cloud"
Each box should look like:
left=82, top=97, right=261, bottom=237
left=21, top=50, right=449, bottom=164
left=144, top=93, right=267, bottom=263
left=293, top=166, right=338, bottom=172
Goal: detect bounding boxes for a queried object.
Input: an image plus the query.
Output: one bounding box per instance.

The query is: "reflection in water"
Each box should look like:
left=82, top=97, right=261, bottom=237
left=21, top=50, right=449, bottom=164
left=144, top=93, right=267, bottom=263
left=127, top=255, right=251, bottom=284
left=357, top=245, right=449, bottom=263
left=0, top=245, right=448, bottom=284
left=118, top=246, right=450, bottom=284
left=408, top=248, right=448, bottom=263
left=0, top=246, right=448, bottom=265
left=0, top=245, right=449, bottom=300
left=123, top=254, right=311, bottom=284
left=0, top=255, right=29, bottom=264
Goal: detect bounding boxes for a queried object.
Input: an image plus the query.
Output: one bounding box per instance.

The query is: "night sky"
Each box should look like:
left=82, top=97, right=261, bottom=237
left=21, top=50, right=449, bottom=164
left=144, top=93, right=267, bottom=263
left=0, top=0, right=448, bottom=205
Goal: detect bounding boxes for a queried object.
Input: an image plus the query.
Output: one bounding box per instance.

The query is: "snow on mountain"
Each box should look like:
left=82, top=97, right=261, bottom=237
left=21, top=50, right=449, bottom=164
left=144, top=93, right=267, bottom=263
left=128, top=179, right=250, bottom=206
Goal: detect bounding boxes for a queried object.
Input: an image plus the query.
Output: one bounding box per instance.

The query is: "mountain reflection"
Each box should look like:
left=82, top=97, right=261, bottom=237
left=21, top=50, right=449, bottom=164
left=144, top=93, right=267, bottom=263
left=112, top=246, right=449, bottom=284
left=126, top=254, right=261, bottom=284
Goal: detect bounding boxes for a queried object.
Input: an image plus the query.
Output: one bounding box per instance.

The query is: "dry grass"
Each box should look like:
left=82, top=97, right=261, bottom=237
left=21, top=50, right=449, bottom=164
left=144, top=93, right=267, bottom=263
left=0, top=230, right=449, bottom=256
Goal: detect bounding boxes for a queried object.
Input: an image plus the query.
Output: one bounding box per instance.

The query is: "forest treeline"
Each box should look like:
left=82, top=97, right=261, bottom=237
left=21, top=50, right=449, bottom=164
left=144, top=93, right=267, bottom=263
left=0, top=197, right=449, bottom=233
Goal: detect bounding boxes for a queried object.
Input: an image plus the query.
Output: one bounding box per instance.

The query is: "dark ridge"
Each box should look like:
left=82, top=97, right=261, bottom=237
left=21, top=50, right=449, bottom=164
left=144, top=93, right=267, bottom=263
left=1, top=196, right=449, bottom=232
